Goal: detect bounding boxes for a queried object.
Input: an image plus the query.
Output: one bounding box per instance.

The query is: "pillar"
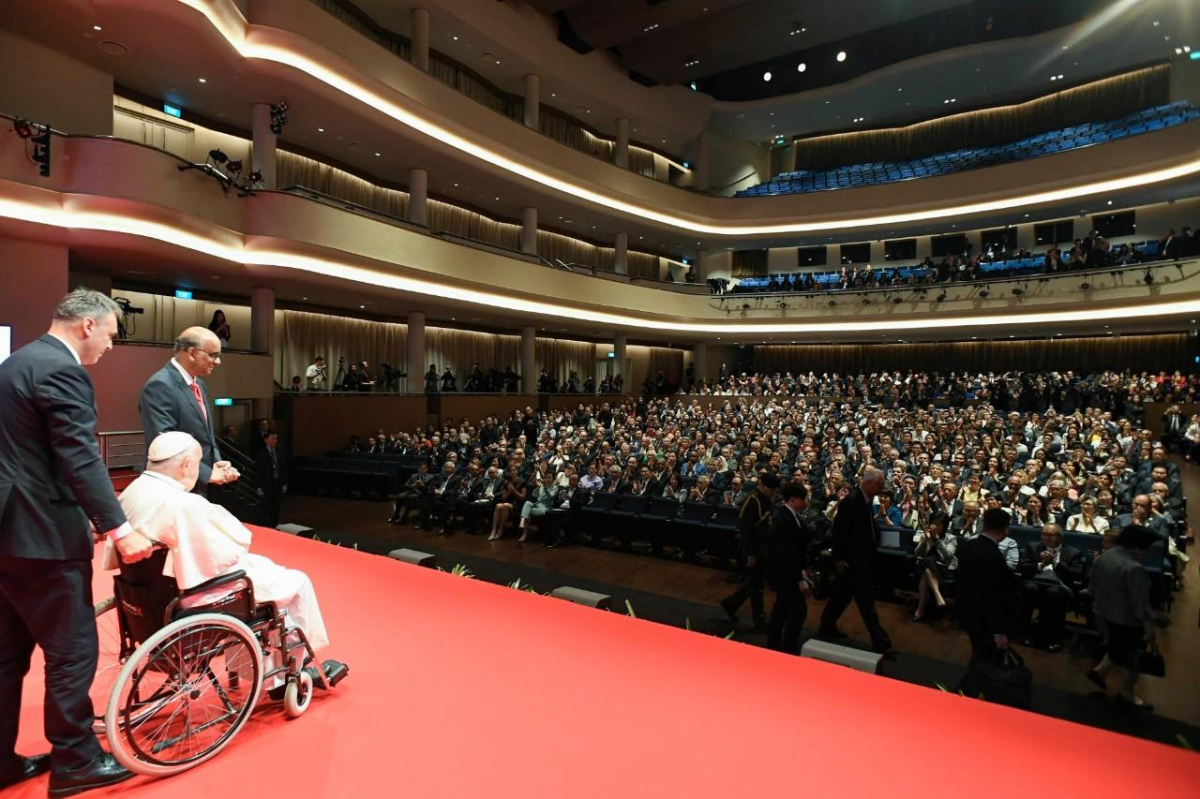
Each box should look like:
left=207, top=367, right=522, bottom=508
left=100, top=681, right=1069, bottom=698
left=613, top=334, right=627, bottom=393
left=523, top=74, right=540, bottom=130
left=411, top=8, right=430, bottom=72
left=408, top=168, right=428, bottom=226
left=695, top=248, right=714, bottom=283
left=694, top=127, right=709, bottom=191
left=614, top=117, right=630, bottom=169
left=250, top=287, right=274, bottom=354
left=521, top=207, right=538, bottom=255
left=692, top=342, right=707, bottom=388
left=521, top=326, right=536, bottom=394
left=614, top=232, right=628, bottom=276
left=251, top=103, right=276, bottom=190
left=0, top=239, right=67, bottom=348
left=407, top=311, right=425, bottom=392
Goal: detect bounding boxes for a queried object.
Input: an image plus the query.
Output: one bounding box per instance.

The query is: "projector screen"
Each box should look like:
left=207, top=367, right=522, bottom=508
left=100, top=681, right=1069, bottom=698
left=0, top=326, right=10, bottom=366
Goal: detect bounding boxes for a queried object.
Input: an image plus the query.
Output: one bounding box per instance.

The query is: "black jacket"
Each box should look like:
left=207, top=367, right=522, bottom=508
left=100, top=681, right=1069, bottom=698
left=768, top=506, right=811, bottom=586
left=1018, top=542, right=1086, bottom=589
left=830, top=488, right=877, bottom=566
left=0, top=335, right=127, bottom=560
left=956, top=534, right=1018, bottom=639
left=255, top=446, right=288, bottom=494
left=139, top=360, right=221, bottom=486
left=738, top=489, right=774, bottom=559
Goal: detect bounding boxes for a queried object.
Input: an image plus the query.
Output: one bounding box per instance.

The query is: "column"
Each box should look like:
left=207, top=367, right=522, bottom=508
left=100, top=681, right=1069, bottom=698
left=411, top=8, right=430, bottom=72
left=613, top=334, right=627, bottom=393
left=406, top=311, right=425, bottom=392
left=693, top=127, right=709, bottom=192
left=521, top=207, right=538, bottom=255
left=408, top=168, right=428, bottom=226
left=521, top=326, right=536, bottom=395
left=614, top=117, right=630, bottom=169
left=613, top=232, right=628, bottom=276
left=523, top=74, right=540, bottom=130
left=692, top=342, right=707, bottom=389
left=250, top=287, right=274, bottom=354
left=695, top=248, right=714, bottom=284
left=0, top=239, right=67, bottom=348
left=251, top=103, right=276, bottom=190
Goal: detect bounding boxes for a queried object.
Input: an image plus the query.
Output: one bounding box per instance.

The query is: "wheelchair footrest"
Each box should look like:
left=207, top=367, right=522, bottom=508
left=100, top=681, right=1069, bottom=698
left=318, top=659, right=349, bottom=689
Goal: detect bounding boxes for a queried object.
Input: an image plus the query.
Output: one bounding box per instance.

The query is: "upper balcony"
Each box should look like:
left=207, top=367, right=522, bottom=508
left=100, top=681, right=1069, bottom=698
left=2, top=129, right=1200, bottom=347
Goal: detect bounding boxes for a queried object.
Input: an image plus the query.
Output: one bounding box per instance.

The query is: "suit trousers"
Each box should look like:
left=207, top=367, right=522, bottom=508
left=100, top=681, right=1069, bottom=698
left=722, top=559, right=766, bottom=624
left=0, top=556, right=102, bottom=773
left=767, top=582, right=808, bottom=654
left=261, top=488, right=283, bottom=528
left=1018, top=580, right=1072, bottom=642
left=819, top=563, right=892, bottom=652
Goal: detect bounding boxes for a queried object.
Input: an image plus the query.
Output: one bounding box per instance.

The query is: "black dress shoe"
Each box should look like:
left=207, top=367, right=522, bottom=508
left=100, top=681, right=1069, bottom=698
left=48, top=753, right=134, bottom=798
left=719, top=599, right=740, bottom=623
left=1084, top=668, right=1107, bottom=691
left=0, top=754, right=50, bottom=791
left=817, top=627, right=848, bottom=641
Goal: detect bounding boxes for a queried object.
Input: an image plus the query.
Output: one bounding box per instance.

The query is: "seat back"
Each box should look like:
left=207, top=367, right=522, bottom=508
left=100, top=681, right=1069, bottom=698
left=113, top=548, right=179, bottom=645
left=646, top=497, right=681, bottom=519
left=1006, top=524, right=1042, bottom=549
left=708, top=505, right=741, bottom=529
left=680, top=501, right=716, bottom=523
left=588, top=492, right=619, bottom=510
left=616, top=494, right=651, bottom=514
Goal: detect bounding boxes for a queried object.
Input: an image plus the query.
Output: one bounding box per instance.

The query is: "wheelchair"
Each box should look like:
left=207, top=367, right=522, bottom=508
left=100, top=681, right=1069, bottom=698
left=91, top=548, right=347, bottom=777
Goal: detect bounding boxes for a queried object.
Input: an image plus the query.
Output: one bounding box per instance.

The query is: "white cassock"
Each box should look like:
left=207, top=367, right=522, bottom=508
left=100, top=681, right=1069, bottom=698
left=107, top=471, right=329, bottom=651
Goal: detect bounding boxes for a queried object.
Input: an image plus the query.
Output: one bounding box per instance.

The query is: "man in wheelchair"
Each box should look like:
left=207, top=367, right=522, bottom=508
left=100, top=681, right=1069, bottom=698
left=106, top=432, right=346, bottom=699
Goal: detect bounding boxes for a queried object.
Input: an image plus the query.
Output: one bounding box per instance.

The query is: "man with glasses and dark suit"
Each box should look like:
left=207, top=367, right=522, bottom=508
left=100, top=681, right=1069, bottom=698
left=0, top=289, right=155, bottom=796
left=139, top=326, right=239, bottom=496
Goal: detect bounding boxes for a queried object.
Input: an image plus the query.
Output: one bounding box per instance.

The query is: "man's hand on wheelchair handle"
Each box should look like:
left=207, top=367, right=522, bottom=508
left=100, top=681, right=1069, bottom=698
left=116, top=529, right=156, bottom=563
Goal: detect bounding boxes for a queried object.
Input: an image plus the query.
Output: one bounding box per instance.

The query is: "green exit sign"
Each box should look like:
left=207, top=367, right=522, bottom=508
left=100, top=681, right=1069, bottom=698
left=213, top=397, right=233, bottom=407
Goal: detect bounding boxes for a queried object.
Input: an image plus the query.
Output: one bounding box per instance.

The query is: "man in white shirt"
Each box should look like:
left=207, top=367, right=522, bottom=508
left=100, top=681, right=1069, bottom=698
left=110, top=432, right=329, bottom=654
left=305, top=356, right=327, bottom=391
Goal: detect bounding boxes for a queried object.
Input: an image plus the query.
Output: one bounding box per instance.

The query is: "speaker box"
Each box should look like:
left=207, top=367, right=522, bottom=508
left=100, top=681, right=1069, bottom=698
left=388, top=548, right=437, bottom=568
left=549, top=586, right=612, bottom=610
left=800, top=639, right=885, bottom=674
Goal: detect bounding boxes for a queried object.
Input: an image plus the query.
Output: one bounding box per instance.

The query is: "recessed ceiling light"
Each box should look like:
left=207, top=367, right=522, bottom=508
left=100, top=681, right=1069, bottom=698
left=494, top=196, right=500, bottom=201
left=302, top=296, right=308, bottom=300
left=797, top=62, right=807, bottom=72
left=375, top=152, right=381, bottom=156
left=359, top=305, right=365, bottom=309
left=198, top=77, right=207, bottom=83
left=318, top=127, right=325, bottom=132
left=836, top=51, right=847, bottom=62
left=453, top=182, right=459, bottom=187
left=93, top=25, right=102, bottom=31
left=452, top=35, right=458, bottom=41
left=763, top=71, right=772, bottom=82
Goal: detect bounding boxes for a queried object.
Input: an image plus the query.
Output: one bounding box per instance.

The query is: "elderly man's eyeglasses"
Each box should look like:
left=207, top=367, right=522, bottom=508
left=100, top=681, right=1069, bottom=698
left=192, top=348, right=222, bottom=360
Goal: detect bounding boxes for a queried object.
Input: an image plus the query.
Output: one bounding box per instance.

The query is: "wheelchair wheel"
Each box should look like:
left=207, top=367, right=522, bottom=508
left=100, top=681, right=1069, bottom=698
left=283, top=669, right=313, bottom=718
left=106, top=613, right=263, bottom=777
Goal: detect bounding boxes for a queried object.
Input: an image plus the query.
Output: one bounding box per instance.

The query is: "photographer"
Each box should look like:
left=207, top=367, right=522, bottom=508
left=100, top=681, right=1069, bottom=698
left=305, top=356, right=327, bottom=391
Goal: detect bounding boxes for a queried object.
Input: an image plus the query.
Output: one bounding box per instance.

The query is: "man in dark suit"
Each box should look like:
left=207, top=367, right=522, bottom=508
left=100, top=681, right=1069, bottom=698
left=720, top=472, right=780, bottom=631
left=957, top=508, right=1019, bottom=663
left=0, top=289, right=154, bottom=795
left=255, top=432, right=288, bottom=528
left=1017, top=523, right=1085, bottom=651
left=767, top=482, right=813, bottom=654
left=138, top=326, right=238, bottom=496
left=818, top=467, right=893, bottom=654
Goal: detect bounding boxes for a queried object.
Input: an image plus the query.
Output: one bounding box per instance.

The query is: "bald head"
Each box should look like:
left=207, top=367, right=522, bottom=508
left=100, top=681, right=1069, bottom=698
left=174, top=326, right=222, bottom=378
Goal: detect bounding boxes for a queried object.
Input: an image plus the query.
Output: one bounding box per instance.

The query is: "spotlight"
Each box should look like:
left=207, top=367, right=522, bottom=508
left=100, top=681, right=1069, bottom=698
left=1143, top=271, right=1154, bottom=285
left=14, top=119, right=52, bottom=177
left=893, top=297, right=902, bottom=305
left=936, top=292, right=946, bottom=303
left=225, top=159, right=243, bottom=174
left=208, top=149, right=228, bottom=164
left=13, top=118, right=33, bottom=139
left=269, top=101, right=289, bottom=135
left=828, top=299, right=837, bottom=307
left=978, top=289, right=989, bottom=298
left=862, top=297, right=871, bottom=305
left=1079, top=282, right=1091, bottom=290
left=1012, top=287, right=1024, bottom=296
left=742, top=303, right=751, bottom=310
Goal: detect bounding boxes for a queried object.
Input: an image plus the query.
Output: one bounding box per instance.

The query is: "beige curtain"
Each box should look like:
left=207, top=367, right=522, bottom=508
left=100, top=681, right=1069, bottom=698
left=732, top=250, right=769, bottom=278
left=426, top=328, right=520, bottom=378
left=794, top=65, right=1172, bottom=170
left=627, top=252, right=660, bottom=280
left=275, top=310, right=409, bottom=387
left=276, top=150, right=410, bottom=219
left=536, top=337, right=596, bottom=385
left=754, top=333, right=1191, bottom=374
left=427, top=199, right=522, bottom=248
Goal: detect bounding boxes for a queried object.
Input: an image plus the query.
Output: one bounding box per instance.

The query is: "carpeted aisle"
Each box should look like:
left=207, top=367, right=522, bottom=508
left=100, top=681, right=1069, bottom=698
left=11, top=528, right=1200, bottom=798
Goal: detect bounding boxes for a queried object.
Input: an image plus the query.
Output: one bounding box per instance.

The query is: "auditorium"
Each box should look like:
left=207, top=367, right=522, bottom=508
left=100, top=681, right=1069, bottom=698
left=2, top=0, right=1200, bottom=796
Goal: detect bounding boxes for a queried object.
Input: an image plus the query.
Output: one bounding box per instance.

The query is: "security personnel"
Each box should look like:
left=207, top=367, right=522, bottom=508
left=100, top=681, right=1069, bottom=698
left=720, top=472, right=780, bottom=630
left=767, top=482, right=813, bottom=654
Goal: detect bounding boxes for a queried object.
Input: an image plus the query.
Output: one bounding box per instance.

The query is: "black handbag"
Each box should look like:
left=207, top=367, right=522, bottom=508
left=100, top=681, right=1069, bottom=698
left=1136, top=642, right=1166, bottom=678
left=956, top=648, right=1033, bottom=710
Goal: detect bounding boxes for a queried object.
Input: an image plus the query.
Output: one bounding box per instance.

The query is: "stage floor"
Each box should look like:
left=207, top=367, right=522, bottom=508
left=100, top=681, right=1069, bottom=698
left=12, top=529, right=1200, bottom=797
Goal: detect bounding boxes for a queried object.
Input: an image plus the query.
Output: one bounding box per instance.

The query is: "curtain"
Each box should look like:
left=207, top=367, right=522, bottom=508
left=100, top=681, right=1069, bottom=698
left=536, top=337, right=596, bottom=386
left=427, top=199, right=522, bottom=249
left=426, top=328, right=521, bottom=378
left=794, top=65, right=1171, bottom=171
left=276, top=150, right=410, bottom=219
left=275, top=310, right=409, bottom=387
left=753, top=333, right=1191, bottom=374
left=732, top=250, right=769, bottom=278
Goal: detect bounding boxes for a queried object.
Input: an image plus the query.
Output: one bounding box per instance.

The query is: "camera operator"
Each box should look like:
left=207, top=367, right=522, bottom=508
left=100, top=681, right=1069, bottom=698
left=357, top=360, right=376, bottom=392
left=305, top=355, right=327, bottom=391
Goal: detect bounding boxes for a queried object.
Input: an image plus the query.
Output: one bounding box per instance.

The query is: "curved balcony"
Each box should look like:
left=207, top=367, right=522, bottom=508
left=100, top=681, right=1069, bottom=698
left=1, top=132, right=1199, bottom=343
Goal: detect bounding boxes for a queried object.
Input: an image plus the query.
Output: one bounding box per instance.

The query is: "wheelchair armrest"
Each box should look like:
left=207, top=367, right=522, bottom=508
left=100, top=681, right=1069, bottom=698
left=189, top=569, right=250, bottom=595
left=167, top=570, right=256, bottom=621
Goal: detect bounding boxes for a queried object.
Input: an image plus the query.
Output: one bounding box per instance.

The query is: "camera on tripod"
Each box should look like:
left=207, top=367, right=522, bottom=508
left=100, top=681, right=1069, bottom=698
left=113, top=297, right=145, bottom=316
left=380, top=361, right=408, bottom=392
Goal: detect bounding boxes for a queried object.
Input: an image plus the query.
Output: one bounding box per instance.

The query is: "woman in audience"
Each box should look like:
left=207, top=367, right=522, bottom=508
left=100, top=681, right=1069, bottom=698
left=208, top=309, right=232, bottom=343
left=1095, top=487, right=1118, bottom=519
left=1014, top=493, right=1050, bottom=527
left=489, top=465, right=527, bottom=541
left=958, top=470, right=988, bottom=504
left=662, top=473, right=686, bottom=504
left=517, top=468, right=557, bottom=544
left=1067, top=495, right=1109, bottom=534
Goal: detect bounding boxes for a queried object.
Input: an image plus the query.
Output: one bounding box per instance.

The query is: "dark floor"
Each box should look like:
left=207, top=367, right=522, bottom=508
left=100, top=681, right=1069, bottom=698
left=277, top=472, right=1200, bottom=748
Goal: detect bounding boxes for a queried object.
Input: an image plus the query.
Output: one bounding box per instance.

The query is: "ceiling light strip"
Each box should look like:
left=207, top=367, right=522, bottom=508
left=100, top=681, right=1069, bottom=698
left=2, top=191, right=1197, bottom=335
left=175, top=1, right=1200, bottom=237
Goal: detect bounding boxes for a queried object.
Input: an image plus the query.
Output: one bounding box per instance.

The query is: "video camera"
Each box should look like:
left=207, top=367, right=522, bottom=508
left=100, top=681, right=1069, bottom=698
left=380, top=361, right=408, bottom=392
left=113, top=297, right=144, bottom=315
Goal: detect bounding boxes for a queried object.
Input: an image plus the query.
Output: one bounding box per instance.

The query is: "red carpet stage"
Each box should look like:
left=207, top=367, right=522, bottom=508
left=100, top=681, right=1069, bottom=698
left=11, top=528, right=1200, bottom=797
